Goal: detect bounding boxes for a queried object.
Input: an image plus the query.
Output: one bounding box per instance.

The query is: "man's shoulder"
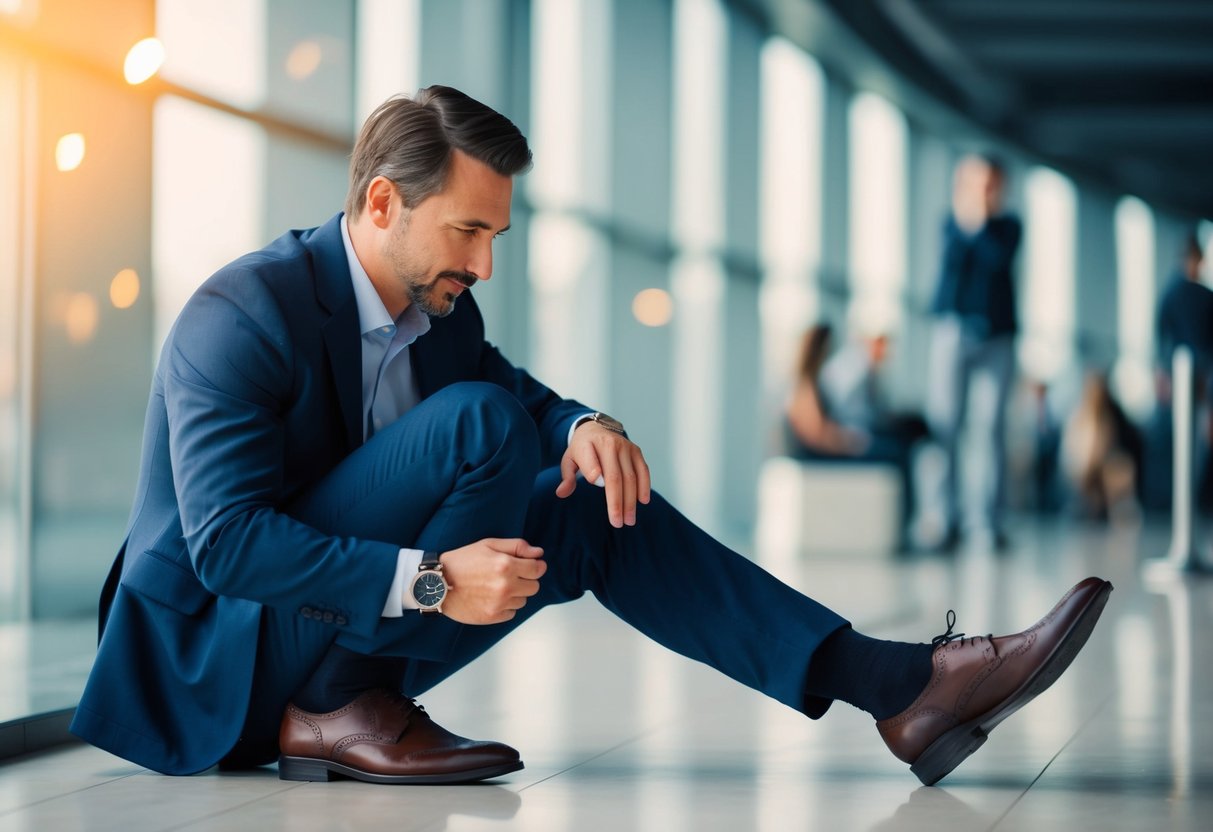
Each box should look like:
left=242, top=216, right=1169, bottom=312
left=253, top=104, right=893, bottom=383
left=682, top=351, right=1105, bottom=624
left=196, top=216, right=345, bottom=302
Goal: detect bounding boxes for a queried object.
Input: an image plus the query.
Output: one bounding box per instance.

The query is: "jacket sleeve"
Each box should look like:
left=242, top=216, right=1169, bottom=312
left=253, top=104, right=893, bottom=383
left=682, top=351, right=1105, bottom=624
left=164, top=269, right=397, bottom=639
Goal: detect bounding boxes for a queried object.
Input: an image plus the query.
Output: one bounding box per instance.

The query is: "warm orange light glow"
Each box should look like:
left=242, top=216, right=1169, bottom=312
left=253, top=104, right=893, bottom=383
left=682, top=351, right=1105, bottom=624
left=55, top=133, right=86, bottom=172
left=0, top=0, right=22, bottom=16
left=110, top=268, right=141, bottom=309
left=124, top=37, right=166, bottom=85
left=286, top=40, right=323, bottom=80
left=632, top=288, right=674, bottom=327
left=64, top=292, right=100, bottom=344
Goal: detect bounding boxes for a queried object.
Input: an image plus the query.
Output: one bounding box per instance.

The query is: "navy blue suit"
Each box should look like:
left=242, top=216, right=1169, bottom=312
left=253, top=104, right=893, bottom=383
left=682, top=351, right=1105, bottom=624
left=72, top=214, right=848, bottom=775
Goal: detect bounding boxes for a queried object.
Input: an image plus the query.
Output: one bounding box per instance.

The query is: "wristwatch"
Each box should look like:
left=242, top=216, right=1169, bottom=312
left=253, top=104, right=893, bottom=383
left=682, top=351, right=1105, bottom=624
left=408, top=552, right=448, bottom=615
left=587, top=412, right=626, bottom=435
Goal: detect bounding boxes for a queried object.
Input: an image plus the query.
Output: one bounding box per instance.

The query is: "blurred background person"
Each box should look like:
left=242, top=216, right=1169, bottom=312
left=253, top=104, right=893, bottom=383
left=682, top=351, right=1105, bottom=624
left=926, top=153, right=1022, bottom=551
left=1144, top=233, right=1213, bottom=513
left=784, top=324, right=927, bottom=549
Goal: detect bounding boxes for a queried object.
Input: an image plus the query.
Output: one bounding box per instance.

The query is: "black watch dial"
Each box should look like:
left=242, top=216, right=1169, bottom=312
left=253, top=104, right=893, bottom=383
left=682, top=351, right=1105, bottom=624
left=412, top=571, right=447, bottom=608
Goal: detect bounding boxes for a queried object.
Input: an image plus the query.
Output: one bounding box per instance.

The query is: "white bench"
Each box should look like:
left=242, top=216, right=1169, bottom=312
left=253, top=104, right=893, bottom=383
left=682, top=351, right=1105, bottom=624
left=756, top=456, right=902, bottom=559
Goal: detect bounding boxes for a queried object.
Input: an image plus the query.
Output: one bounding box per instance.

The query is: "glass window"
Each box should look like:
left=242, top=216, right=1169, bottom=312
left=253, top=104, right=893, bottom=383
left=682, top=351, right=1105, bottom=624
left=848, top=91, right=907, bottom=335
left=355, top=0, right=420, bottom=123
left=1114, top=195, right=1155, bottom=417
left=758, top=37, right=825, bottom=394
left=152, top=97, right=265, bottom=351
left=672, top=0, right=726, bottom=252
left=670, top=0, right=727, bottom=516
left=1021, top=166, right=1077, bottom=381
left=0, top=51, right=24, bottom=619
left=157, top=0, right=266, bottom=110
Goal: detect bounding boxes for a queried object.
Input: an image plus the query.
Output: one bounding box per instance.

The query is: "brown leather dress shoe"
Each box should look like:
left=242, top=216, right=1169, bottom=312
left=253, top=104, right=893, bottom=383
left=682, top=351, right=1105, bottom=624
left=877, top=576, right=1113, bottom=786
left=277, top=689, right=523, bottom=784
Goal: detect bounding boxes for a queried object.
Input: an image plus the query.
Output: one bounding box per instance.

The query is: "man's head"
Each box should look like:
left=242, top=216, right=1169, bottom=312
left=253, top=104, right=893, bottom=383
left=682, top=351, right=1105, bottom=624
left=346, top=85, right=531, bottom=219
left=346, top=87, right=532, bottom=317
left=953, top=153, right=1007, bottom=219
left=1182, top=233, right=1204, bottom=282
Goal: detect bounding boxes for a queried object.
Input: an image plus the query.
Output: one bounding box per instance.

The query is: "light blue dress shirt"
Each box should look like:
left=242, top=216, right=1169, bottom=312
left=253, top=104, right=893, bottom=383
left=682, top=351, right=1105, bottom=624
left=340, top=215, right=595, bottom=616
left=340, top=215, right=431, bottom=614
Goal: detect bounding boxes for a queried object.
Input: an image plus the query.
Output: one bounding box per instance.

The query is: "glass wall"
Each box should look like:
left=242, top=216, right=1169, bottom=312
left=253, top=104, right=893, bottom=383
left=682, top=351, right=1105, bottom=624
left=0, top=43, right=25, bottom=618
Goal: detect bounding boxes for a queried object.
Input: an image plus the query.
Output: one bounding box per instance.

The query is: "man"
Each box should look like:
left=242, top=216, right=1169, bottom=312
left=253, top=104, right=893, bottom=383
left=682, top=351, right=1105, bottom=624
left=72, top=87, right=1111, bottom=788
left=1152, top=234, right=1213, bottom=511
left=1157, top=234, right=1213, bottom=377
left=927, top=153, right=1022, bottom=551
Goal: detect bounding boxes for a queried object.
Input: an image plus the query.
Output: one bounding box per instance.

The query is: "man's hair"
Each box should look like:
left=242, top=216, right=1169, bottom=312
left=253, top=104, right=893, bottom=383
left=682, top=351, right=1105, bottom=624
left=344, top=85, right=532, bottom=218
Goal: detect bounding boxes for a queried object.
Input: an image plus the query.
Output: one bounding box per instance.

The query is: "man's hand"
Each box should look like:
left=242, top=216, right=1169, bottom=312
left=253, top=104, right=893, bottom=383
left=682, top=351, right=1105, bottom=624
left=556, top=422, right=652, bottom=528
left=438, top=538, right=545, bottom=625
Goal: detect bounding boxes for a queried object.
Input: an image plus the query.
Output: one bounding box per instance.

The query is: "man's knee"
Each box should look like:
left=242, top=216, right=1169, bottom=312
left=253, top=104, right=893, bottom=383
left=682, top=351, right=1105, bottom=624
left=429, top=382, right=540, bottom=465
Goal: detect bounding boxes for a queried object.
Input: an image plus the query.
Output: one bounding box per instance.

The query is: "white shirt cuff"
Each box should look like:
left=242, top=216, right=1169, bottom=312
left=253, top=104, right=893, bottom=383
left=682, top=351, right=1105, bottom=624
left=382, top=547, right=426, bottom=616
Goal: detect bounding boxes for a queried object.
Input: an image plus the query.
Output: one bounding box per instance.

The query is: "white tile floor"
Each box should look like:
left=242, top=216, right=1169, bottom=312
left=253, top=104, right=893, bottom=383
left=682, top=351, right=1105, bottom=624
left=2, top=518, right=1211, bottom=831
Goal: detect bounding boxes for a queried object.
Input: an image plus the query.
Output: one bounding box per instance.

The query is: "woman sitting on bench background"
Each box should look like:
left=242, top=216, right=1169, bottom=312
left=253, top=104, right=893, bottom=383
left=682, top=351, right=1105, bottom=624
left=784, top=323, right=929, bottom=549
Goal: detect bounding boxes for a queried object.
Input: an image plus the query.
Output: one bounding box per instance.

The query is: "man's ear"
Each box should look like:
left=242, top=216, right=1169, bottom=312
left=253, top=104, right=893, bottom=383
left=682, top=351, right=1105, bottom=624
left=365, top=176, right=402, bottom=229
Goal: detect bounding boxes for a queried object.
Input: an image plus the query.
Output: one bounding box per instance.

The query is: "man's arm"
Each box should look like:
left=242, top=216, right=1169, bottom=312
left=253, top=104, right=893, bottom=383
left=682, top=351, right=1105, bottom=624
left=165, top=271, right=398, bottom=638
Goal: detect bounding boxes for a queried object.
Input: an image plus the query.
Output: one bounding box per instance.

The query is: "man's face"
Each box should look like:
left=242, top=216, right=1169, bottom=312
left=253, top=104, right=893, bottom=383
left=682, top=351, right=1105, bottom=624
left=383, top=150, right=513, bottom=318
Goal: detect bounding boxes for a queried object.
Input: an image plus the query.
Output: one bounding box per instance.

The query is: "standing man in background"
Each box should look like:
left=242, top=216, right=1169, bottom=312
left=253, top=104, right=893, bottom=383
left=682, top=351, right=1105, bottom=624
left=927, top=154, right=1022, bottom=551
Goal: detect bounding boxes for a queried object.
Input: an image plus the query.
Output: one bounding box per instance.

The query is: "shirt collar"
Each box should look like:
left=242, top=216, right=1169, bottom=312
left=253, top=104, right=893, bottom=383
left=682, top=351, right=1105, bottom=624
left=340, top=214, right=431, bottom=342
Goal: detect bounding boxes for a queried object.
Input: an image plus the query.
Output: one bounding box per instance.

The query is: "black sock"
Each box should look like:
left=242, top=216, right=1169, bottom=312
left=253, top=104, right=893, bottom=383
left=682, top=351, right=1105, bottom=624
left=292, top=645, right=406, bottom=713
left=804, top=627, right=934, bottom=720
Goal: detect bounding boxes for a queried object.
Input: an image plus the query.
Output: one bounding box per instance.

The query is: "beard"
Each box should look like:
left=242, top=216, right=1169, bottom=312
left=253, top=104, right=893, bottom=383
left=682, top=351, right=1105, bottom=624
left=386, top=213, right=477, bottom=318
left=406, top=269, right=477, bottom=318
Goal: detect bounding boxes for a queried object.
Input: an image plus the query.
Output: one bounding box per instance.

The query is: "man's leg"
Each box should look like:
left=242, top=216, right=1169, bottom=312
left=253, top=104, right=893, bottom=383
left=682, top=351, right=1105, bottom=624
left=978, top=335, right=1016, bottom=542
left=222, top=382, right=541, bottom=769
left=398, top=468, right=1114, bottom=787
left=400, top=468, right=917, bottom=720
left=927, top=317, right=970, bottom=546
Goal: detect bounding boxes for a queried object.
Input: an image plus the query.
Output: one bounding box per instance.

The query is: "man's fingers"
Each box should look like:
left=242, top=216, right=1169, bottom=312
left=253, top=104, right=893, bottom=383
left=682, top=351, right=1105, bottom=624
left=633, top=446, right=652, bottom=505
left=619, top=452, right=639, bottom=526
left=555, top=449, right=578, bottom=498
left=482, top=538, right=544, bottom=558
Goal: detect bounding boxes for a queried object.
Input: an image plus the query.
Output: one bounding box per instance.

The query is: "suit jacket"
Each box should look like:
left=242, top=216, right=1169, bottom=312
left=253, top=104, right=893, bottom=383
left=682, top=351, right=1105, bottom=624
left=70, top=214, right=587, bottom=774
left=930, top=214, right=1022, bottom=339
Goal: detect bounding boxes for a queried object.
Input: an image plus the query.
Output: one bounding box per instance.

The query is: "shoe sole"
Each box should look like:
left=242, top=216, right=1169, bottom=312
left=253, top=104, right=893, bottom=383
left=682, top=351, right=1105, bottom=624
left=278, top=755, right=524, bottom=785
left=909, top=579, right=1113, bottom=787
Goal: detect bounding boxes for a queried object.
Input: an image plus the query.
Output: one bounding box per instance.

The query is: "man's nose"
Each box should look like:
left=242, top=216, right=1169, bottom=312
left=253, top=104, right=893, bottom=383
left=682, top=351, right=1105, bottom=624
left=468, top=241, right=493, bottom=281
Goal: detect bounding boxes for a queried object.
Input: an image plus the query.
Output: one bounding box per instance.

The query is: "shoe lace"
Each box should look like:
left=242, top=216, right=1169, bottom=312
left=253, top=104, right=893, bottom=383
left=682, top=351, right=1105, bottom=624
left=381, top=689, right=424, bottom=718
left=931, top=609, right=994, bottom=650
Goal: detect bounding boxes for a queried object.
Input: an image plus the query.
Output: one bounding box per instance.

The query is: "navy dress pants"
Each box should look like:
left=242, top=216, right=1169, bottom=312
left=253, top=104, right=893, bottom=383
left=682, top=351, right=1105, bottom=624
left=227, top=382, right=848, bottom=764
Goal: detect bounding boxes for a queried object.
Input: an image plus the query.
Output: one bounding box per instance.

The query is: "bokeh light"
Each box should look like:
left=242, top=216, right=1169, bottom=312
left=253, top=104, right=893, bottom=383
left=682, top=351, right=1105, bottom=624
left=124, top=37, right=166, bottom=85
left=63, top=293, right=100, bottom=344
left=54, top=133, right=85, bottom=172
left=109, top=269, right=141, bottom=309
left=632, top=288, right=673, bottom=327
left=285, top=40, right=323, bottom=80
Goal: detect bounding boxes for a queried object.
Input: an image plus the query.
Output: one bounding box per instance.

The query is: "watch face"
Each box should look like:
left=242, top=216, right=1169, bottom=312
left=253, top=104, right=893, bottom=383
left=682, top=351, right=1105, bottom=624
left=411, top=571, right=447, bottom=608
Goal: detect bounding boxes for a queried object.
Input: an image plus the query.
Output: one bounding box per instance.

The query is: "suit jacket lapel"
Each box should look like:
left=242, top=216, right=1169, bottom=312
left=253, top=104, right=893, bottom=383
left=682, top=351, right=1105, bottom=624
left=308, top=214, right=364, bottom=452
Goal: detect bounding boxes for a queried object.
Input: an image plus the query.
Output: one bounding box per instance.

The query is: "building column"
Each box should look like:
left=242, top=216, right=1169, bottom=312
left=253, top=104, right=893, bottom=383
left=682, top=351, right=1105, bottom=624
left=1073, top=188, right=1119, bottom=370
left=719, top=8, right=764, bottom=536
left=819, top=73, right=850, bottom=324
